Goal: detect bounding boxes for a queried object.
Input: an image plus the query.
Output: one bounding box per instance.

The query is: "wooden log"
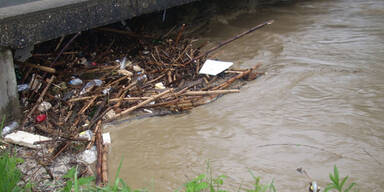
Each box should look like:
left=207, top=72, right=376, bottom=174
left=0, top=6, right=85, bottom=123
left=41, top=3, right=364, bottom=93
left=95, top=127, right=103, bottom=186
left=108, top=97, right=151, bottom=103
left=23, top=63, right=56, bottom=73
left=68, top=95, right=102, bottom=103
left=183, top=20, right=273, bottom=66
left=212, top=69, right=251, bottom=90
left=112, top=89, right=173, bottom=120
left=79, top=96, right=97, bottom=114
left=175, top=24, right=186, bottom=45
left=22, top=75, right=55, bottom=127
left=183, top=89, right=239, bottom=96
left=101, top=144, right=108, bottom=184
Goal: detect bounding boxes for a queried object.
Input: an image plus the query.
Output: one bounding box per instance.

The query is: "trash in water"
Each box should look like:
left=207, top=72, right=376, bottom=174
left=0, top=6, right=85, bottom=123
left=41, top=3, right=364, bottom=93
left=1, top=121, right=19, bottom=137
left=133, top=65, right=143, bottom=72
left=117, top=69, right=133, bottom=77
left=199, top=59, right=233, bottom=75
left=78, top=146, right=97, bottom=164
left=29, top=73, right=42, bottom=91
left=155, top=82, right=166, bottom=89
left=80, top=79, right=103, bottom=95
left=120, top=56, right=127, bottom=69
left=69, top=78, right=83, bottom=86
left=38, top=101, right=52, bottom=112
left=4, top=131, right=51, bottom=149
left=103, top=109, right=116, bottom=120
left=102, top=87, right=111, bottom=95
left=79, top=130, right=93, bottom=141
left=102, top=132, right=111, bottom=145
left=17, top=84, right=29, bottom=92
left=36, top=114, right=47, bottom=123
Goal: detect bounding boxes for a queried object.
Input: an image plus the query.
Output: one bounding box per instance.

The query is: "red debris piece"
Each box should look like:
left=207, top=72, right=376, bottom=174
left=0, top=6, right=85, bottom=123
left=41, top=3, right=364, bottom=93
left=36, top=114, right=47, bottom=123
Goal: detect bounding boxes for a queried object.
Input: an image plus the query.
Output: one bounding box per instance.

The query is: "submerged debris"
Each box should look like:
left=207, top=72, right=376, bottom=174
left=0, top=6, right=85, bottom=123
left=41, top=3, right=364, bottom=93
left=7, top=20, right=272, bottom=188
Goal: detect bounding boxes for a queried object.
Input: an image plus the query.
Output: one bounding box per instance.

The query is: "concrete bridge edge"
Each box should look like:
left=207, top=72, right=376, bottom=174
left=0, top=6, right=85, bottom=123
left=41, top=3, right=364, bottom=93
left=0, top=47, right=20, bottom=123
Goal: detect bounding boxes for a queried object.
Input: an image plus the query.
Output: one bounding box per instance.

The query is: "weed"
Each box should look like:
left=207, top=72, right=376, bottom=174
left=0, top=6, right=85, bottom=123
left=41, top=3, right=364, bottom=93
left=0, top=115, right=5, bottom=135
left=324, top=165, right=357, bottom=192
left=243, top=170, right=276, bottom=192
left=0, top=151, right=24, bottom=192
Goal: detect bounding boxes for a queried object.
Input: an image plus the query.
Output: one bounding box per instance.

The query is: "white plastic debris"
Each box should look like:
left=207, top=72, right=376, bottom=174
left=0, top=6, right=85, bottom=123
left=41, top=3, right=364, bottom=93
left=79, top=130, right=93, bottom=141
left=103, top=109, right=116, bottom=120
left=143, top=109, right=153, bottom=113
left=102, top=133, right=111, bottom=145
left=4, top=131, right=51, bottom=149
left=155, top=82, right=166, bottom=89
left=133, top=65, right=143, bottom=72
left=29, top=74, right=42, bottom=91
left=80, top=79, right=103, bottom=95
left=120, top=57, right=127, bottom=69
left=102, top=87, right=111, bottom=95
left=38, top=101, right=52, bottom=112
left=78, top=146, right=97, bottom=164
left=117, top=69, right=133, bottom=77
left=143, top=50, right=150, bottom=55
left=1, top=121, right=19, bottom=137
left=199, top=59, right=233, bottom=75
left=69, top=78, right=83, bottom=86
left=17, top=84, right=29, bottom=92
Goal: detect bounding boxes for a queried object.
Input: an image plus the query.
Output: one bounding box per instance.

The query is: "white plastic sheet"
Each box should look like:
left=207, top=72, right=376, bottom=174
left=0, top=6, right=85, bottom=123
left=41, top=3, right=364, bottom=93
left=199, top=59, right=233, bottom=75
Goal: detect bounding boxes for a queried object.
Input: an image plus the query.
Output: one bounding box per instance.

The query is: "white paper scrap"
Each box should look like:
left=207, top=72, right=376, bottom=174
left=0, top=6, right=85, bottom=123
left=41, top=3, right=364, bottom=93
left=199, top=59, right=233, bottom=75
left=102, top=132, right=111, bottom=145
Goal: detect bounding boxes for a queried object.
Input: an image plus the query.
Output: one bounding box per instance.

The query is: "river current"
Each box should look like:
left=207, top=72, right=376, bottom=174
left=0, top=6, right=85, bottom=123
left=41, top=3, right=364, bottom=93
left=107, top=0, right=384, bottom=191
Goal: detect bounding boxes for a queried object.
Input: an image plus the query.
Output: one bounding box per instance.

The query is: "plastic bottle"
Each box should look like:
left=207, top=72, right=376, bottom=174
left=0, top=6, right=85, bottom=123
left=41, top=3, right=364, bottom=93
left=1, top=121, right=19, bottom=136
left=69, top=78, right=83, bottom=86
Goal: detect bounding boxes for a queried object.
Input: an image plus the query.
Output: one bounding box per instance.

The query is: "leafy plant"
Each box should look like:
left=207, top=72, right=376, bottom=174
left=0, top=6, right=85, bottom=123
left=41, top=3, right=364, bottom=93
left=184, top=174, right=210, bottom=192
left=0, top=151, right=24, bottom=192
left=324, top=165, right=357, bottom=192
left=244, top=170, right=276, bottom=192
left=0, top=115, right=5, bottom=135
left=61, top=159, right=144, bottom=192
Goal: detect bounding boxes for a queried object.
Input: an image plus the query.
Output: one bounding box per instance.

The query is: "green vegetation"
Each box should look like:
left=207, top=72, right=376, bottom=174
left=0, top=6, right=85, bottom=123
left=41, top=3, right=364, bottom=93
left=324, top=165, right=357, bottom=192
left=0, top=150, right=33, bottom=192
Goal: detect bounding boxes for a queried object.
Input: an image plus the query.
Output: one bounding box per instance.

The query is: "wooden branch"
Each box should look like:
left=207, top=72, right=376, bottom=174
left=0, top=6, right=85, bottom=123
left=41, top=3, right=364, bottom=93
left=23, top=63, right=56, bottom=73
left=95, top=126, right=103, bottom=185
left=112, top=89, right=173, bottom=120
left=175, top=24, right=186, bottom=45
left=68, top=95, right=102, bottom=102
left=183, top=89, right=239, bottom=96
left=183, top=20, right=273, bottom=65
left=212, top=69, right=251, bottom=90
left=22, top=75, right=55, bottom=127
left=97, top=27, right=154, bottom=39
left=79, top=96, right=97, bottom=114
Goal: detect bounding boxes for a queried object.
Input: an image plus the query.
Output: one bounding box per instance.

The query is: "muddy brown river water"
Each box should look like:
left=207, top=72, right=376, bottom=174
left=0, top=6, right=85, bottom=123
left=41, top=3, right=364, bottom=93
left=107, top=0, right=384, bottom=191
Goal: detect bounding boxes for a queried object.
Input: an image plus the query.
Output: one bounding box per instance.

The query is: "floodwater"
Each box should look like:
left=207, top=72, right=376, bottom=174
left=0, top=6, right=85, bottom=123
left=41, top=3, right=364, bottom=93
left=107, top=0, right=384, bottom=191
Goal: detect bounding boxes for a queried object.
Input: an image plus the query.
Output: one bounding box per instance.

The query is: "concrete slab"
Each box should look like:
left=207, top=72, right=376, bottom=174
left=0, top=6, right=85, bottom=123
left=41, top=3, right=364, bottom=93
left=0, top=47, right=20, bottom=121
left=0, top=0, right=198, bottom=49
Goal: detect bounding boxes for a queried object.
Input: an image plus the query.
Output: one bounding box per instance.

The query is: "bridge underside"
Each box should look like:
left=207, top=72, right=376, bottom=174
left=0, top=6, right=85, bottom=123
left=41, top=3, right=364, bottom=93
left=0, top=0, right=198, bottom=49
left=0, top=0, right=198, bottom=121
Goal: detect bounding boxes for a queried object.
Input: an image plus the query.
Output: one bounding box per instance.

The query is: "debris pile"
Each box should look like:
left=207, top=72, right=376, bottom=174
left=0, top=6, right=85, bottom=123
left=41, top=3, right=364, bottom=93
left=2, top=20, right=273, bottom=187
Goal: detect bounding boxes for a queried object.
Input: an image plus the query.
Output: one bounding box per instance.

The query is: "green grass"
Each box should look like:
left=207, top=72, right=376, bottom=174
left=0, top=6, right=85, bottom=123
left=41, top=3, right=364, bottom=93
left=0, top=151, right=29, bottom=192
left=324, top=165, right=357, bottom=192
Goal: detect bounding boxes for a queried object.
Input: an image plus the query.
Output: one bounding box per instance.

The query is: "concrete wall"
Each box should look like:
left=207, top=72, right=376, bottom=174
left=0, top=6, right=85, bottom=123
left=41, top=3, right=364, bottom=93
left=0, top=48, right=20, bottom=122
left=0, top=0, right=199, bottom=49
